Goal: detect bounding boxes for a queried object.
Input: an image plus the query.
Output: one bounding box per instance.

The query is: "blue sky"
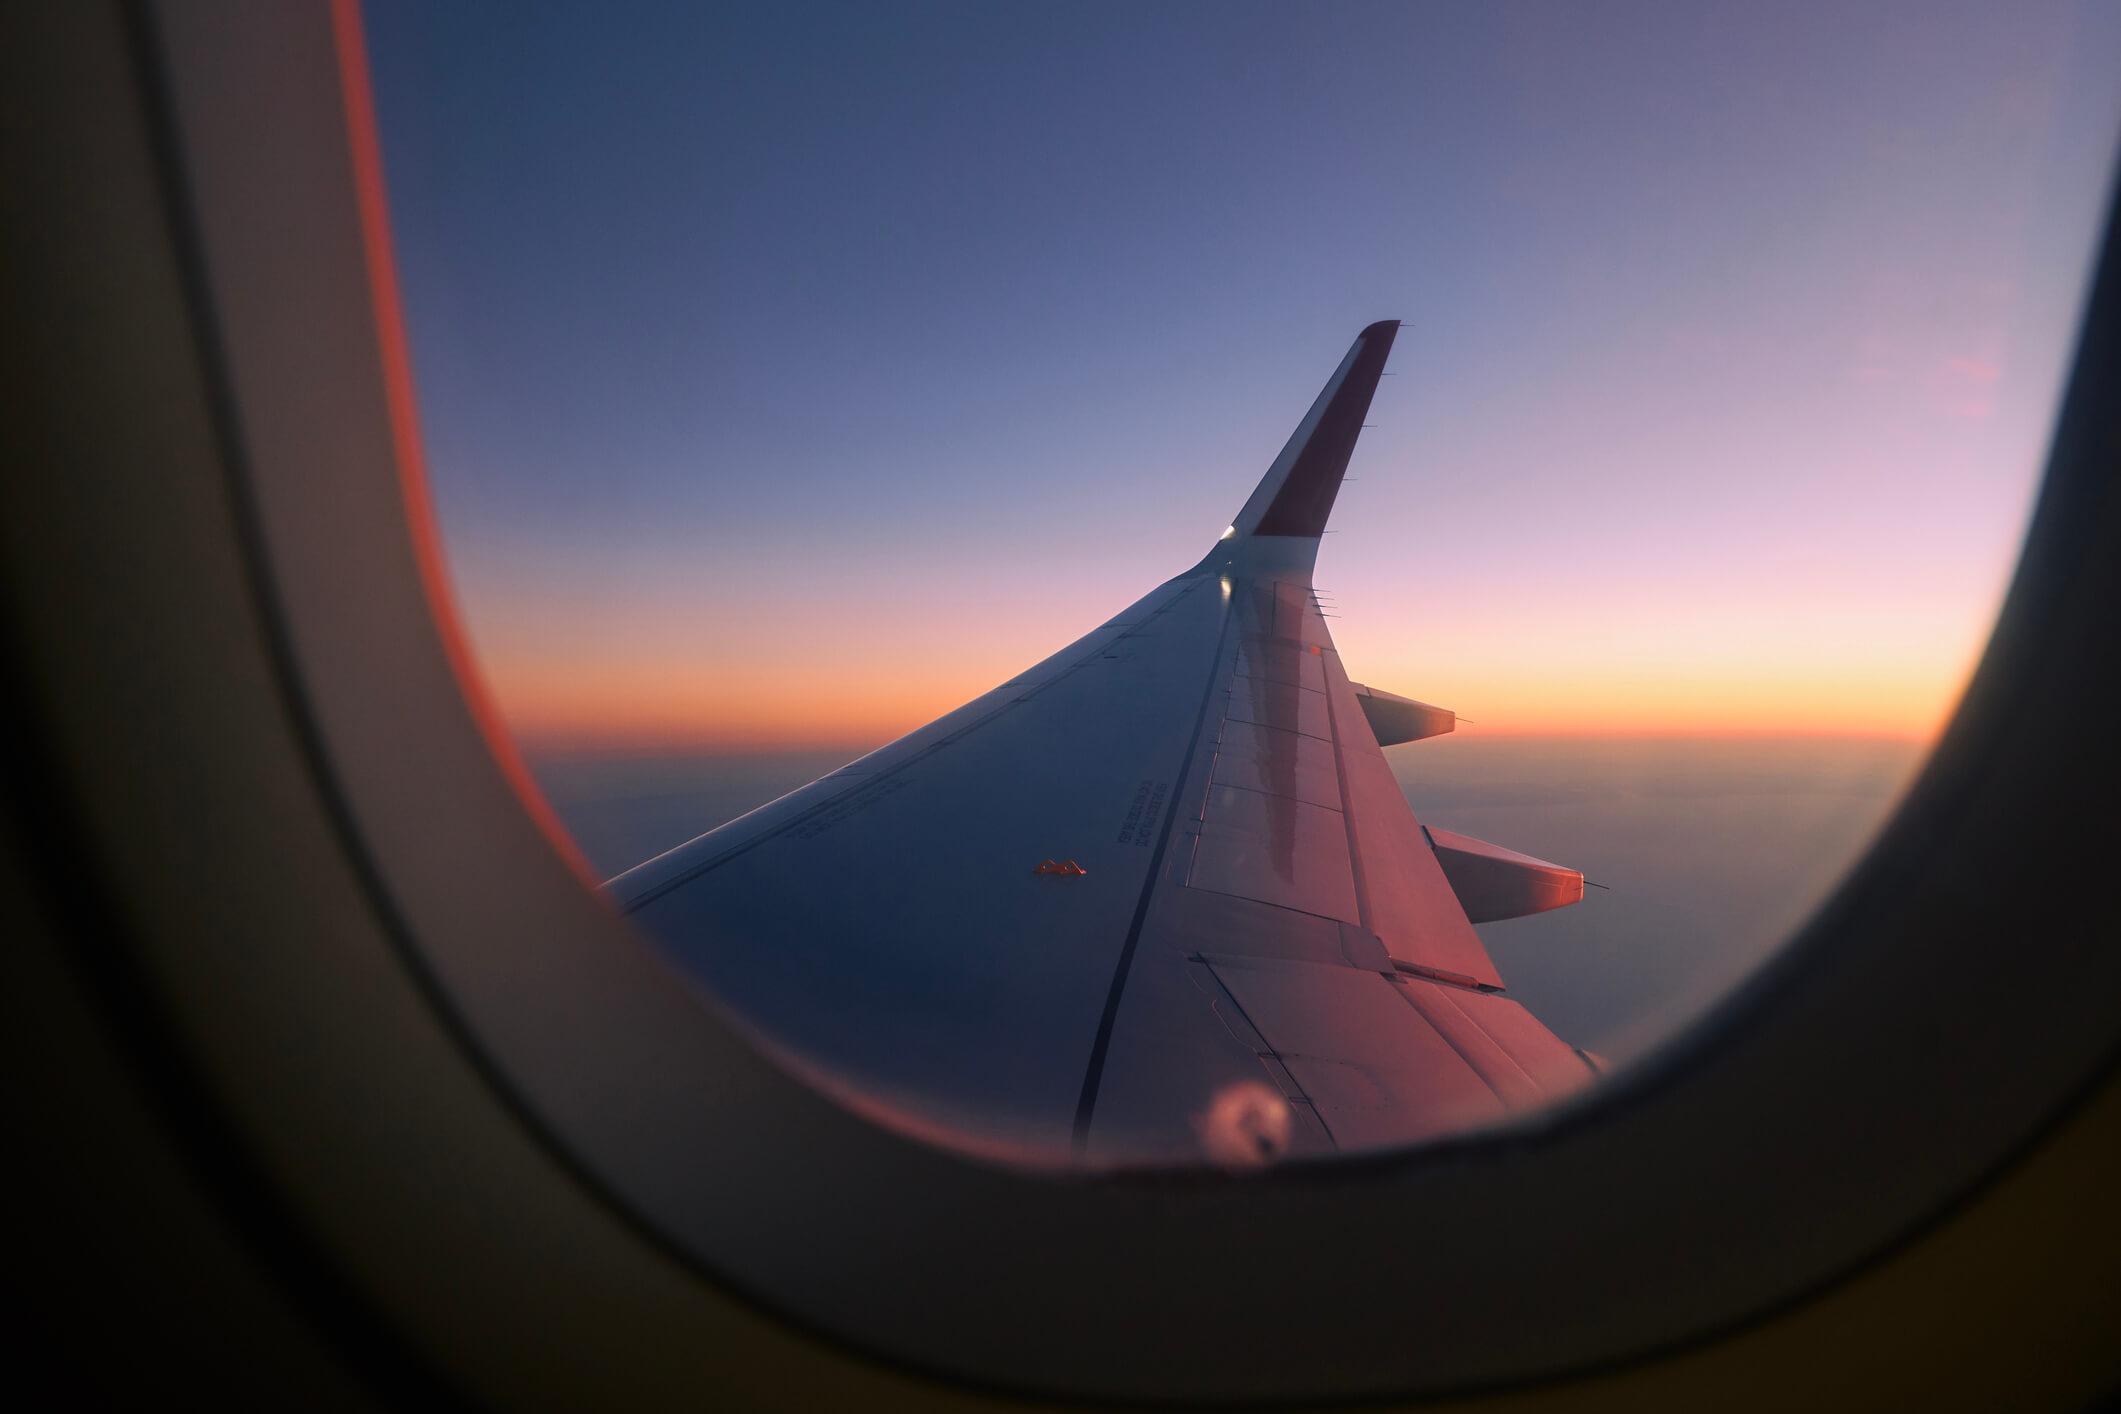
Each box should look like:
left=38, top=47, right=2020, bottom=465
left=365, top=0, right=2121, bottom=749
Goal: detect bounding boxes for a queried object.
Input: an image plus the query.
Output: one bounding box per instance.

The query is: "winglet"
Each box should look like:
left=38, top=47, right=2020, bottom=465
left=1227, top=320, right=1400, bottom=540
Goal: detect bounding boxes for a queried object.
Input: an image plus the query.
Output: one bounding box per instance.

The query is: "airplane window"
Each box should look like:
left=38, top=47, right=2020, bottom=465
left=356, top=1, right=2121, bottom=1168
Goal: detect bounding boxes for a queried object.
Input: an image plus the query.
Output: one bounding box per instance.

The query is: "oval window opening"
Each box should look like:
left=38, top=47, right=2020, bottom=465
left=355, top=0, right=2121, bottom=1170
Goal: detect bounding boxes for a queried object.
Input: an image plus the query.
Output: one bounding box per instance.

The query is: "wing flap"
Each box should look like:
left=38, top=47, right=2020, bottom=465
left=1410, top=980, right=1599, bottom=1097
left=1203, top=954, right=1509, bottom=1150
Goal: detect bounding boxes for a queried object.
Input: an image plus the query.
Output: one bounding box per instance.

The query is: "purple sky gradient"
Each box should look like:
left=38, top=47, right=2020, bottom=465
left=365, top=0, right=2121, bottom=750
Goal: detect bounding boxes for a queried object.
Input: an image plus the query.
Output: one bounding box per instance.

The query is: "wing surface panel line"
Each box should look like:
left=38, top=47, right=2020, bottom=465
left=1190, top=956, right=1341, bottom=1152
left=1386, top=977, right=1514, bottom=1109
left=1319, top=630, right=1377, bottom=934
left=1069, top=588, right=1240, bottom=1154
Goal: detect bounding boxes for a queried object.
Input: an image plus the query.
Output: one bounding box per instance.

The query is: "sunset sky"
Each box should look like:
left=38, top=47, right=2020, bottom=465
left=365, top=0, right=2121, bottom=755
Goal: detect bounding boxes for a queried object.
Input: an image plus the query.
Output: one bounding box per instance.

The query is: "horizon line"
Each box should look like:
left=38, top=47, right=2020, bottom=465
left=509, top=724, right=1941, bottom=760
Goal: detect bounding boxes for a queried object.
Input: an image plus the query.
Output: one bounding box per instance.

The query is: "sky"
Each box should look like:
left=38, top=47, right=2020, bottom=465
left=364, top=0, right=2121, bottom=755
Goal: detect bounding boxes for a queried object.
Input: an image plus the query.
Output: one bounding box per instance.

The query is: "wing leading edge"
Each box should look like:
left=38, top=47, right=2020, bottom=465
left=614, top=321, right=1595, bottom=1167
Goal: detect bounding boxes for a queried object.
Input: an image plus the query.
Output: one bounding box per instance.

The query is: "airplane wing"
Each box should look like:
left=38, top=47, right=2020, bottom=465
left=610, top=321, right=1596, bottom=1167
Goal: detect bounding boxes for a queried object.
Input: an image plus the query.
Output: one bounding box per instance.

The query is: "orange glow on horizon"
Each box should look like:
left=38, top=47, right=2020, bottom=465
left=459, top=515, right=2003, bottom=759
left=488, top=648, right=1965, bottom=756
